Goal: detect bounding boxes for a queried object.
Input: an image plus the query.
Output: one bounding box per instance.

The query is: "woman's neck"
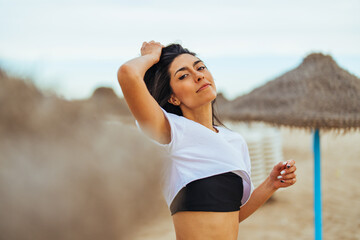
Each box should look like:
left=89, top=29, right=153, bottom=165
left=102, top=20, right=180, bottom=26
left=181, top=103, right=215, bottom=132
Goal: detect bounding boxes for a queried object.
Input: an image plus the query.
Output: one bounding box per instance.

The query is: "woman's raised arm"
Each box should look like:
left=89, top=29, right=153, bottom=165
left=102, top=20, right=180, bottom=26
left=118, top=41, right=161, bottom=81
left=117, top=41, right=171, bottom=144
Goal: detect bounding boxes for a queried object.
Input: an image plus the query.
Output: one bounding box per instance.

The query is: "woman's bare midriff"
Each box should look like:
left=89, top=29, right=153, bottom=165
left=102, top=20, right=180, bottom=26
left=172, top=210, right=240, bottom=240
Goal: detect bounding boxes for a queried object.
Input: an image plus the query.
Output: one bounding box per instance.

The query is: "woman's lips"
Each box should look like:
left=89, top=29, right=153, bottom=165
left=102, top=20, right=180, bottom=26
left=197, top=84, right=210, bottom=92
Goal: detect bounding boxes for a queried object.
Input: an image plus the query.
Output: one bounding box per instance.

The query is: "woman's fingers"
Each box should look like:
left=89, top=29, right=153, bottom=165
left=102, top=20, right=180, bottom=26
left=141, top=41, right=163, bottom=50
left=140, top=41, right=163, bottom=59
left=288, top=165, right=297, bottom=173
left=144, top=40, right=161, bottom=45
left=279, top=165, right=297, bottom=175
left=278, top=172, right=296, bottom=180
left=280, top=178, right=297, bottom=185
left=274, top=160, right=288, bottom=172
left=271, top=159, right=297, bottom=188
left=276, top=159, right=295, bottom=170
left=285, top=159, right=296, bottom=168
left=276, top=162, right=296, bottom=179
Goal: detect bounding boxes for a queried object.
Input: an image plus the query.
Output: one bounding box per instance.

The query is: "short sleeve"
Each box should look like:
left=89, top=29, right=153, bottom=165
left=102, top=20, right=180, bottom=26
left=134, top=106, right=184, bottom=152
left=239, top=136, right=252, bottom=173
left=250, top=180, right=255, bottom=194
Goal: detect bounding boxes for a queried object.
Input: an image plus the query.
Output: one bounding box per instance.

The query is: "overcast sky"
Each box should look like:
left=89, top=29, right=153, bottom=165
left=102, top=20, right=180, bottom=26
left=1, top=0, right=359, bottom=100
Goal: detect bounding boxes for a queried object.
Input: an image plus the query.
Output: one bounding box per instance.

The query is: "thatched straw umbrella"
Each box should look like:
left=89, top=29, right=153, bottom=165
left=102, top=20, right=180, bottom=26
left=214, top=92, right=232, bottom=120
left=71, top=87, right=133, bottom=124
left=227, top=53, right=360, bottom=240
left=88, top=87, right=131, bottom=117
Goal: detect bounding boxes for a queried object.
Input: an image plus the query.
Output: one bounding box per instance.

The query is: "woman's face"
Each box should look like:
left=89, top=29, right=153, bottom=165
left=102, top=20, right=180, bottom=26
left=168, top=53, right=217, bottom=109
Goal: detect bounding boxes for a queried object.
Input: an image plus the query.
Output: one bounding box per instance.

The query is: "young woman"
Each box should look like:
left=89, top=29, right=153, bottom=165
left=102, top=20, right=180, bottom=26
left=117, top=40, right=297, bottom=240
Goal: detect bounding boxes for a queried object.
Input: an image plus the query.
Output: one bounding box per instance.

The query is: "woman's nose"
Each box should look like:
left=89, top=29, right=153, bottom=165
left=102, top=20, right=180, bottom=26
left=195, top=72, right=205, bottom=82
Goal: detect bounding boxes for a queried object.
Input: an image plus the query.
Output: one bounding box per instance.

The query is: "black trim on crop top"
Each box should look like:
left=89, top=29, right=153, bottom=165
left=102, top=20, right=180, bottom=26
left=170, top=171, right=243, bottom=216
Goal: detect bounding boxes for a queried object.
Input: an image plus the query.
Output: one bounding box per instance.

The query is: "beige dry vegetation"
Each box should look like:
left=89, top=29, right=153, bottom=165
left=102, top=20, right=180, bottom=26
left=0, top=69, right=168, bottom=240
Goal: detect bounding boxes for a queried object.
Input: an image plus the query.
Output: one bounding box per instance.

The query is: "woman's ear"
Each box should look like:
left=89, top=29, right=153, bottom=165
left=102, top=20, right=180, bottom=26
left=168, top=95, right=180, bottom=106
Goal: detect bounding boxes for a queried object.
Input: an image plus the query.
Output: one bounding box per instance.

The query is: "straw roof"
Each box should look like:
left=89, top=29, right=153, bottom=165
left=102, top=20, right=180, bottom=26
left=226, top=53, right=360, bottom=132
left=71, top=87, right=131, bottom=119
left=214, top=92, right=231, bottom=112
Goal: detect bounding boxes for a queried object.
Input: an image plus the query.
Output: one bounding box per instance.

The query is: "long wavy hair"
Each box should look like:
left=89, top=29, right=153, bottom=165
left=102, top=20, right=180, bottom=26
left=143, top=43, right=226, bottom=128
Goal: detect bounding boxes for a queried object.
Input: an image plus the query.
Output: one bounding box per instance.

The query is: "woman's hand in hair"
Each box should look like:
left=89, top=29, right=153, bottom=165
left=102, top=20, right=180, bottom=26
left=140, top=40, right=164, bottom=63
left=268, top=159, right=297, bottom=190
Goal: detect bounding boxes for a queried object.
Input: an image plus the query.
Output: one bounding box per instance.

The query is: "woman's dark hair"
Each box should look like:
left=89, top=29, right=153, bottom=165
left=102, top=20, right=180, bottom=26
left=144, top=43, right=226, bottom=128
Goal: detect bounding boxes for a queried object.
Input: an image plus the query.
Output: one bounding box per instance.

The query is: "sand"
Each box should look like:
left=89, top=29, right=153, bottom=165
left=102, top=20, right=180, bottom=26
left=133, top=127, right=360, bottom=240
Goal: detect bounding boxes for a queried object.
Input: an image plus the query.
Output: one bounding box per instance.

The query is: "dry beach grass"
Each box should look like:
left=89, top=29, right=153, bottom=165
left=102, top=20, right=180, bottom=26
left=0, top=70, right=167, bottom=240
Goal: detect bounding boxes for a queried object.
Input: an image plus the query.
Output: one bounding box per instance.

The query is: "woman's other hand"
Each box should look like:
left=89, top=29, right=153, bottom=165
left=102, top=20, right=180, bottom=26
left=140, top=40, right=164, bottom=63
left=268, top=159, right=297, bottom=190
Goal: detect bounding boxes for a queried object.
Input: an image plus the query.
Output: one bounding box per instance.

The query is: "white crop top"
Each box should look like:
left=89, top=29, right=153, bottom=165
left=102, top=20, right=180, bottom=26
left=135, top=106, right=255, bottom=209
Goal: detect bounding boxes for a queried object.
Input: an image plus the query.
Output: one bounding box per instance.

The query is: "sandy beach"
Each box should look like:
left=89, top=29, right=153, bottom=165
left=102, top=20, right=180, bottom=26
left=133, top=127, right=360, bottom=240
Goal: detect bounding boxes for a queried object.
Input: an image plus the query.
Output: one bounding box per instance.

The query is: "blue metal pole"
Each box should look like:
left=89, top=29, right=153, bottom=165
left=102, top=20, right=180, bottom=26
left=313, top=128, right=322, bottom=240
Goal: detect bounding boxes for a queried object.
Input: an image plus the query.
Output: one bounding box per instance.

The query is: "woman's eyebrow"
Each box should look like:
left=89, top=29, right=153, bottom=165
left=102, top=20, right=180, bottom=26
left=174, top=60, right=203, bottom=77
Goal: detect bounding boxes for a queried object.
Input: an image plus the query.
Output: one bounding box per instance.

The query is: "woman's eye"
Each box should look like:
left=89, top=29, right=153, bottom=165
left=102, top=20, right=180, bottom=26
left=179, top=74, right=188, bottom=80
left=179, top=66, right=206, bottom=80
left=198, top=66, right=206, bottom=70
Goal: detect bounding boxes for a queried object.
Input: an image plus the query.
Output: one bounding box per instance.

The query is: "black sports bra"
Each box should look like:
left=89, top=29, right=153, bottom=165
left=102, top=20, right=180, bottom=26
left=170, top=171, right=244, bottom=215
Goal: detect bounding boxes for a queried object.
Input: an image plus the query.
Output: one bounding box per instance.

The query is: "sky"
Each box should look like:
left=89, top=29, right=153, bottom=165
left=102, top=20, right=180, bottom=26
left=0, top=0, right=359, bottom=100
